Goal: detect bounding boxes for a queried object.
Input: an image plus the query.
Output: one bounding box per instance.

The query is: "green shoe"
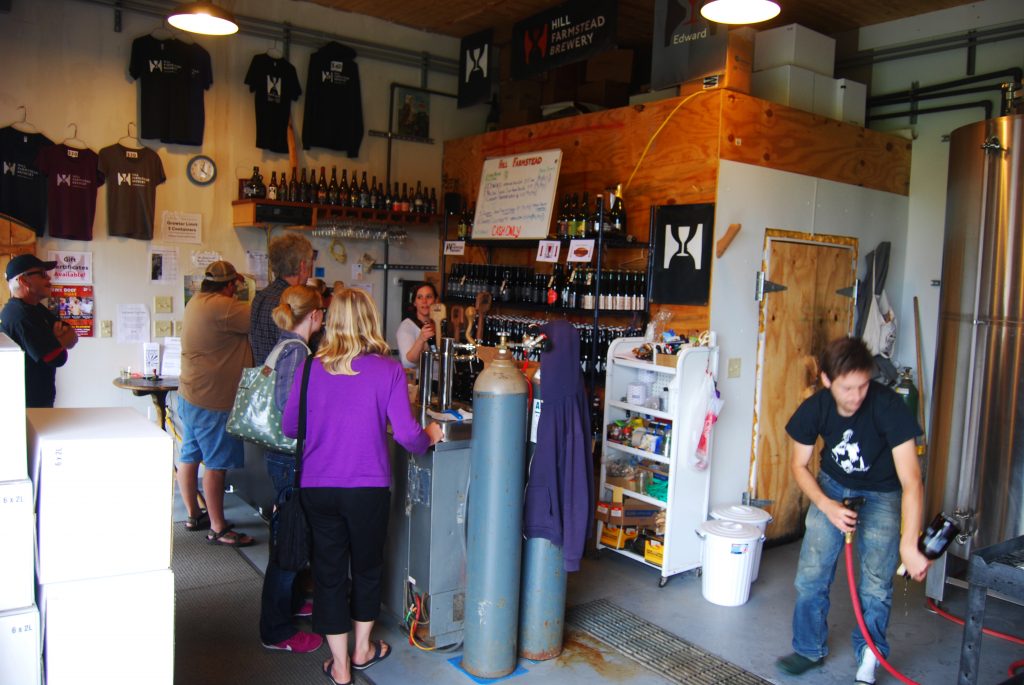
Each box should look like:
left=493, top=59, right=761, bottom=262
left=776, top=652, right=824, bottom=675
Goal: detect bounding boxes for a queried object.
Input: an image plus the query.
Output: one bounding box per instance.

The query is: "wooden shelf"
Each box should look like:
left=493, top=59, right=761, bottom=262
left=231, top=199, right=440, bottom=228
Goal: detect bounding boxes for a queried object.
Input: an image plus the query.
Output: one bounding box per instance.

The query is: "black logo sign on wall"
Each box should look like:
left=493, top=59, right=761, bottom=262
left=511, top=0, right=618, bottom=80
left=651, top=0, right=727, bottom=90
left=458, top=29, right=494, bottom=108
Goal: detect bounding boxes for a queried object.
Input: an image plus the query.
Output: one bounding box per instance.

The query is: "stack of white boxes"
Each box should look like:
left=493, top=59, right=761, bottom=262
left=27, top=407, right=175, bottom=685
left=751, top=23, right=867, bottom=126
left=0, top=335, right=40, bottom=685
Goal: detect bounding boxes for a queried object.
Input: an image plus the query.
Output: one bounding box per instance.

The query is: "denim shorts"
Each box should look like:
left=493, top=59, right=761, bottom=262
left=177, top=396, right=244, bottom=469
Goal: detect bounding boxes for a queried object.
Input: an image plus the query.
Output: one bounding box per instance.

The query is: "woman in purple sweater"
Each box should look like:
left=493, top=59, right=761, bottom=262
left=283, top=287, right=442, bottom=685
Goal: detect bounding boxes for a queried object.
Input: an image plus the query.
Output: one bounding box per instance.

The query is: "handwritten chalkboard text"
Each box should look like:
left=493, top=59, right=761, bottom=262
left=491, top=224, right=523, bottom=238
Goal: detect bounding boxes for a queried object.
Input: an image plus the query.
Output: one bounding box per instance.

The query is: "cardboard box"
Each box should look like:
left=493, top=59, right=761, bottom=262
left=751, top=64, right=816, bottom=113
left=678, top=29, right=754, bottom=98
left=0, top=479, right=34, bottom=612
left=41, top=569, right=174, bottom=685
left=754, top=23, right=835, bottom=76
left=577, top=80, right=630, bottom=108
left=605, top=474, right=640, bottom=491
left=813, top=75, right=867, bottom=126
left=0, top=335, right=27, bottom=482
left=645, top=537, right=665, bottom=566
left=0, top=604, right=41, bottom=685
left=27, top=408, right=173, bottom=584
left=595, top=500, right=612, bottom=523
left=542, top=63, right=585, bottom=104
left=609, top=499, right=663, bottom=530
left=599, top=524, right=638, bottom=550
left=586, top=48, right=634, bottom=83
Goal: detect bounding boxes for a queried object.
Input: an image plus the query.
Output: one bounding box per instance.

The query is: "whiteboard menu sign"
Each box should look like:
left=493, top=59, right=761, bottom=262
left=471, top=149, right=562, bottom=240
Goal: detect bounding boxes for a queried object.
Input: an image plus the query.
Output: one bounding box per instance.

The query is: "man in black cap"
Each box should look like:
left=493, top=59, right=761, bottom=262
left=1, top=254, right=79, bottom=408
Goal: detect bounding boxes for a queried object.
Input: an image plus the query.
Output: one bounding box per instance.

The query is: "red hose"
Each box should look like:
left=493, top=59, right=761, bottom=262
left=926, top=597, right=1024, bottom=646
left=844, top=540, right=920, bottom=685
left=1010, top=659, right=1024, bottom=677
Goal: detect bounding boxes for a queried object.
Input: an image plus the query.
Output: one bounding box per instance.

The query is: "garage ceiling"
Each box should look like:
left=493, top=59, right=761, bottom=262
left=299, top=0, right=978, bottom=45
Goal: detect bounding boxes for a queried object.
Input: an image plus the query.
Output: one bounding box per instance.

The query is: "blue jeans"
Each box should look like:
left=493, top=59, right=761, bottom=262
left=259, top=452, right=301, bottom=644
left=792, top=471, right=901, bottom=662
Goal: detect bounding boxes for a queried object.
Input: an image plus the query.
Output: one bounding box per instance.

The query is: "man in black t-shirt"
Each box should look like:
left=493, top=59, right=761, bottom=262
left=775, top=337, right=929, bottom=685
left=1, top=254, right=78, bottom=407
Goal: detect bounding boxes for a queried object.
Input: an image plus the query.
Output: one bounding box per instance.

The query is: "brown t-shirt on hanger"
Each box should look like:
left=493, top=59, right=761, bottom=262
left=97, top=144, right=165, bottom=240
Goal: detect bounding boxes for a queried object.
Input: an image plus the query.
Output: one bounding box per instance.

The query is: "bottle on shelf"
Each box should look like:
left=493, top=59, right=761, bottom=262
left=582, top=269, right=595, bottom=310
left=328, top=166, right=339, bottom=205
left=556, top=193, right=570, bottom=240
left=466, top=204, right=475, bottom=236
left=413, top=181, right=425, bottom=214
left=457, top=208, right=469, bottom=239
left=392, top=182, right=402, bottom=212
left=577, top=192, right=590, bottom=239
left=610, top=183, right=627, bottom=235
left=316, top=166, right=328, bottom=205
left=338, top=169, right=349, bottom=207
left=266, top=170, right=278, bottom=200
left=288, top=167, right=299, bottom=203
left=369, top=176, right=379, bottom=210
left=358, top=171, right=370, bottom=208
left=297, top=168, right=309, bottom=204
left=429, top=187, right=438, bottom=215
left=277, top=171, right=288, bottom=201
left=348, top=170, right=360, bottom=207
left=400, top=183, right=411, bottom=213
left=253, top=167, right=267, bottom=199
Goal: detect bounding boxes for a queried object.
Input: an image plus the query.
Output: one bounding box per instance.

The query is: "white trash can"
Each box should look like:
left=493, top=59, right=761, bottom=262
left=696, top=520, right=761, bottom=607
left=710, top=504, right=773, bottom=581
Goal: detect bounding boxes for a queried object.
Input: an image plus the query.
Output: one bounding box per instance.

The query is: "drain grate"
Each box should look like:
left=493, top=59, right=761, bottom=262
left=566, top=598, right=773, bottom=685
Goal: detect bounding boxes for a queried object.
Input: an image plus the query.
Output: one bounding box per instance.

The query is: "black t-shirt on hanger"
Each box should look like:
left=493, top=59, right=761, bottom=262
left=245, top=53, right=302, bottom=153
left=0, top=126, right=54, bottom=234
left=301, top=41, right=364, bottom=157
left=128, top=36, right=211, bottom=145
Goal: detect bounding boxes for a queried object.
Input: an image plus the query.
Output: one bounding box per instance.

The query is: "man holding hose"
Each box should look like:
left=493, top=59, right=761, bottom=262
left=776, top=336, right=930, bottom=685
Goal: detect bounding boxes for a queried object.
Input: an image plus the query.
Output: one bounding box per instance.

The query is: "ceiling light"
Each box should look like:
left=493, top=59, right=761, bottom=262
left=168, top=1, right=239, bottom=36
left=700, top=0, right=781, bottom=24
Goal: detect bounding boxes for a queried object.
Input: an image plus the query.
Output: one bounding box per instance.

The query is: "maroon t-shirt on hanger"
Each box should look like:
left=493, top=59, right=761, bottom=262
left=35, top=144, right=104, bottom=241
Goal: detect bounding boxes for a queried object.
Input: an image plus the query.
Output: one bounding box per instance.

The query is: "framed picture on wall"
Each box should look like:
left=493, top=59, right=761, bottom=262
left=650, top=203, right=715, bottom=305
left=395, top=87, right=430, bottom=140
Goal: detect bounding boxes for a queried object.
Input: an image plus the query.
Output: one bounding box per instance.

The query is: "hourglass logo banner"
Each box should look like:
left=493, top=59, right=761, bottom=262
left=651, top=203, right=715, bottom=305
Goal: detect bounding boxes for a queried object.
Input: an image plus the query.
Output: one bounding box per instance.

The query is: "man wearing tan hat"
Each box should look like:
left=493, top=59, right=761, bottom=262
left=177, top=260, right=256, bottom=547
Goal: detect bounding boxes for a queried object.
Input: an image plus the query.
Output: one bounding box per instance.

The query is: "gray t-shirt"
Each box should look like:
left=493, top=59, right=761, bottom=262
left=97, top=144, right=165, bottom=240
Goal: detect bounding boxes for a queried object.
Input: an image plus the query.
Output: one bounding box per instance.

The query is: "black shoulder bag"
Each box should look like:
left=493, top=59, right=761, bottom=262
left=272, top=355, right=314, bottom=572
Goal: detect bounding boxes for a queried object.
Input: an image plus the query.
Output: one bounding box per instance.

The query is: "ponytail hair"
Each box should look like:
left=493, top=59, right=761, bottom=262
left=272, top=284, right=323, bottom=332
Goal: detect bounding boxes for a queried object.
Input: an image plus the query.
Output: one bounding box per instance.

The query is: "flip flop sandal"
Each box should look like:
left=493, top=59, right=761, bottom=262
left=352, top=640, right=391, bottom=671
left=185, top=510, right=209, bottom=531
left=207, top=526, right=256, bottom=547
left=321, top=658, right=352, bottom=685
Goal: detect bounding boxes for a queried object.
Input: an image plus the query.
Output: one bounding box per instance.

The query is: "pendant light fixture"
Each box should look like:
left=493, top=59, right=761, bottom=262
left=168, top=1, right=239, bottom=36
left=700, top=0, right=780, bottom=24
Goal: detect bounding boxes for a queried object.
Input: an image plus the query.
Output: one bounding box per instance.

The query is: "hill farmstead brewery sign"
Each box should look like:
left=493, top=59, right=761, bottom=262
left=511, top=0, right=618, bottom=79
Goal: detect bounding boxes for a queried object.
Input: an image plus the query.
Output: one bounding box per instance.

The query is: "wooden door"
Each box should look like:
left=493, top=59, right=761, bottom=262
left=752, top=231, right=857, bottom=542
left=0, top=214, right=37, bottom=307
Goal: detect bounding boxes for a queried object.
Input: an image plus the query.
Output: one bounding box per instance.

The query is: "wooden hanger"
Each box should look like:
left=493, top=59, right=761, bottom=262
left=118, top=122, right=144, bottom=150
left=9, top=105, right=39, bottom=134
left=60, top=123, right=88, bottom=150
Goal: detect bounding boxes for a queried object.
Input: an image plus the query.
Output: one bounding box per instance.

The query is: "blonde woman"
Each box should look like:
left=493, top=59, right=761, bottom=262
left=282, top=288, right=442, bottom=685
left=259, top=285, right=324, bottom=653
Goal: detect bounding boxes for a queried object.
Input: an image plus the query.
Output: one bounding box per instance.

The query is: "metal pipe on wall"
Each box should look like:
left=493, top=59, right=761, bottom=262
left=925, top=113, right=1024, bottom=600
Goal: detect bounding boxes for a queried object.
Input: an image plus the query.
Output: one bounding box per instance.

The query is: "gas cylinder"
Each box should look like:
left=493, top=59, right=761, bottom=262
left=463, top=338, right=529, bottom=678
left=894, top=367, right=919, bottom=421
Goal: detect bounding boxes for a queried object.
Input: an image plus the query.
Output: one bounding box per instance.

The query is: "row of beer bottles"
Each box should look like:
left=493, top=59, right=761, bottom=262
left=555, top=185, right=627, bottom=240
left=446, top=263, right=646, bottom=311
left=244, top=165, right=437, bottom=214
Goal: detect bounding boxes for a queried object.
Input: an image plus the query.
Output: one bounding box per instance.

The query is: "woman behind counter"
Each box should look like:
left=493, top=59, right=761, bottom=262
left=283, top=287, right=443, bottom=685
left=258, top=284, right=324, bottom=654
left=395, top=282, right=438, bottom=369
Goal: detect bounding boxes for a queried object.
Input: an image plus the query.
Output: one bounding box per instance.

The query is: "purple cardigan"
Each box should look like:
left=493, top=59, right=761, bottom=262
left=282, top=353, right=431, bottom=488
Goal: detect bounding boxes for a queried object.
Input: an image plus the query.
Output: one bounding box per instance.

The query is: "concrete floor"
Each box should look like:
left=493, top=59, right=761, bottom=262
left=176, top=489, right=1023, bottom=685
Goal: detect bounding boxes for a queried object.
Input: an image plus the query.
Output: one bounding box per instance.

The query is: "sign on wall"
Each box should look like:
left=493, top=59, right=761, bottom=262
left=651, top=203, right=715, bottom=305
left=458, top=29, right=493, bottom=108
left=651, top=0, right=729, bottom=90
left=472, top=150, right=562, bottom=240
left=511, top=0, right=618, bottom=80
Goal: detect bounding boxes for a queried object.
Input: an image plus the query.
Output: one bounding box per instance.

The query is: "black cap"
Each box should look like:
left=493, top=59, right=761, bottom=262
left=5, top=254, right=57, bottom=281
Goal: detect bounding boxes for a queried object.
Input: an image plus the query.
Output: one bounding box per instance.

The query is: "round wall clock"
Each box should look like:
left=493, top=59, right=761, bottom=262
left=187, top=155, right=217, bottom=185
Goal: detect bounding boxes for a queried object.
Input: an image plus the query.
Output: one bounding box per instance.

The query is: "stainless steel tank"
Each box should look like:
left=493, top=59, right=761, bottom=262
left=926, top=113, right=1024, bottom=599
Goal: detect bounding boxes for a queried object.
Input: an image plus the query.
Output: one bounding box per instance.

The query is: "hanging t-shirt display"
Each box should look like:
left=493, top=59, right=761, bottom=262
left=128, top=36, right=212, bottom=146
left=0, top=126, right=54, bottom=235
left=97, top=144, right=166, bottom=240
left=245, top=53, right=302, bottom=153
left=301, top=41, right=363, bottom=157
left=35, top=145, right=104, bottom=241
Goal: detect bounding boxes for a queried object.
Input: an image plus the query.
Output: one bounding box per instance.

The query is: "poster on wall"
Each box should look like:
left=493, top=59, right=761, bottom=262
left=47, top=251, right=93, bottom=285
left=49, top=285, right=94, bottom=337
left=458, top=29, right=493, bottom=108
left=651, top=203, right=715, bottom=305
left=511, top=0, right=618, bottom=79
left=396, top=87, right=430, bottom=139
